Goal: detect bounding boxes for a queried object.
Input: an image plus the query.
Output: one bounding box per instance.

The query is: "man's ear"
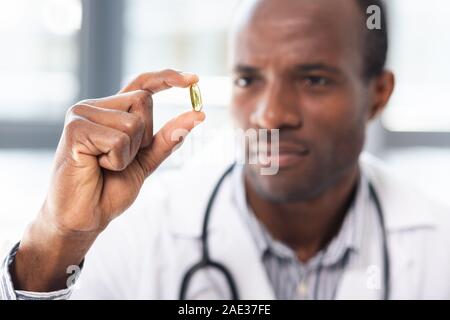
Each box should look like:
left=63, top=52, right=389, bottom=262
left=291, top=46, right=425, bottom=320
left=368, top=70, right=395, bottom=120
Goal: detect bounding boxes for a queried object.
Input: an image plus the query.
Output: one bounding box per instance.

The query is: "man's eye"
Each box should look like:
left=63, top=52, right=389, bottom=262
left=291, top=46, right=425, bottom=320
left=304, top=76, right=330, bottom=87
left=234, top=76, right=254, bottom=88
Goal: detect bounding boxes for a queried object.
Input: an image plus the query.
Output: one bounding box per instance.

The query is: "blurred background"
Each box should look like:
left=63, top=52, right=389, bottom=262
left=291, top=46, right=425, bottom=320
left=1, top=0, right=449, bottom=254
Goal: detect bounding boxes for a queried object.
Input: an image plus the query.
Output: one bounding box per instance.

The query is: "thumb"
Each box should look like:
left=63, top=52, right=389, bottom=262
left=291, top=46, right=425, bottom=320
left=136, top=110, right=206, bottom=176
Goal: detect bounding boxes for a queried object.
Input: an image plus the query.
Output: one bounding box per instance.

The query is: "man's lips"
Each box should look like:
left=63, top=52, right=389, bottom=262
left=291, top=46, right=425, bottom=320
left=249, top=143, right=310, bottom=167
left=270, top=146, right=310, bottom=167
left=272, top=152, right=308, bottom=167
left=277, top=145, right=310, bottom=155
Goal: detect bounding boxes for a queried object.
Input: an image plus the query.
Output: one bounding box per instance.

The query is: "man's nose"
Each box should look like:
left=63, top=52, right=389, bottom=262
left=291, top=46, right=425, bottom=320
left=250, top=81, right=303, bottom=130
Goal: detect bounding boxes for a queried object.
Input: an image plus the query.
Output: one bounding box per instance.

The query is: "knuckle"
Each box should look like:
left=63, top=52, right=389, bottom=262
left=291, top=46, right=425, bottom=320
left=64, top=118, right=85, bottom=141
left=161, top=68, right=177, bottom=77
left=67, top=104, right=86, bottom=118
left=122, top=118, right=135, bottom=132
left=65, top=117, right=84, bottom=132
left=132, top=90, right=151, bottom=106
left=134, top=72, right=153, bottom=89
left=136, top=72, right=149, bottom=82
left=112, top=134, right=131, bottom=170
left=66, top=99, right=97, bottom=118
left=113, top=157, right=126, bottom=171
left=112, top=133, right=130, bottom=151
left=135, top=117, right=146, bottom=132
left=124, top=115, right=144, bottom=133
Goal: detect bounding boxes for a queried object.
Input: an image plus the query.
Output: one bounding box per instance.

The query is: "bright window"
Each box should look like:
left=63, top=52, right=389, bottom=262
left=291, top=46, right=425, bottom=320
left=383, top=0, right=450, bottom=132
left=0, top=0, right=81, bottom=121
left=122, top=0, right=241, bottom=113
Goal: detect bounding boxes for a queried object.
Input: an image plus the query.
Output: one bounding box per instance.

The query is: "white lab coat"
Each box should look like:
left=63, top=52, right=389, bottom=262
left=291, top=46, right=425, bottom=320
left=70, top=153, right=450, bottom=300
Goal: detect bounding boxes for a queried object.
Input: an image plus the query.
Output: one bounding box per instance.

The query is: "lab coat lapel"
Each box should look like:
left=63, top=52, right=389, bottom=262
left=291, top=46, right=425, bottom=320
left=360, top=154, right=435, bottom=299
left=334, top=222, right=418, bottom=300
left=334, top=154, right=434, bottom=300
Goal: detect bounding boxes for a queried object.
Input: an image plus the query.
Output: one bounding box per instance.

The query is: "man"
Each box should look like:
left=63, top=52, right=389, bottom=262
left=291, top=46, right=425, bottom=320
left=1, top=0, right=450, bottom=300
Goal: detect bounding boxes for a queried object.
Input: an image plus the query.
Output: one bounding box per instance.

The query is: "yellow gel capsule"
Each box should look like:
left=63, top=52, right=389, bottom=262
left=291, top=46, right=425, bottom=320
left=189, top=83, right=203, bottom=112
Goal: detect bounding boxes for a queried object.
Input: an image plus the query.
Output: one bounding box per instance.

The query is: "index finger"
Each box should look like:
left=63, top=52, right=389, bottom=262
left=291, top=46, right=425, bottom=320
left=119, top=69, right=199, bottom=94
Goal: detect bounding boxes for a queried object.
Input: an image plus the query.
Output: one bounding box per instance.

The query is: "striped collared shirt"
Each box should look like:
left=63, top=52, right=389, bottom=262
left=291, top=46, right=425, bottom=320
left=1, top=242, right=72, bottom=300
left=231, top=164, right=368, bottom=300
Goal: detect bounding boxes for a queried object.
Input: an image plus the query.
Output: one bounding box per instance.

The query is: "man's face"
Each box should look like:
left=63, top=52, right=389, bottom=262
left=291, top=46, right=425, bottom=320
left=230, top=0, right=375, bottom=202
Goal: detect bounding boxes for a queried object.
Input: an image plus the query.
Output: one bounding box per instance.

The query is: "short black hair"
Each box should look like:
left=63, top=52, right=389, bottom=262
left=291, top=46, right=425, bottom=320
left=355, top=0, right=388, bottom=79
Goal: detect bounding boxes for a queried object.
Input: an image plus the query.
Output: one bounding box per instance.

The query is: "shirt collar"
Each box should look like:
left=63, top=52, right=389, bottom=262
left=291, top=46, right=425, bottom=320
left=231, top=164, right=368, bottom=268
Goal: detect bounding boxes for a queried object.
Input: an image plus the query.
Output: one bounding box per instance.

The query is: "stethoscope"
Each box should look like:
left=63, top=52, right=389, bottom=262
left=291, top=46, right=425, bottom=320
left=179, top=163, right=390, bottom=300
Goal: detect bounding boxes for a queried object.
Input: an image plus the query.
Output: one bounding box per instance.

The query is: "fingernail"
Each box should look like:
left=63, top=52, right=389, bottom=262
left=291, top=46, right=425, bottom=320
left=179, top=70, right=197, bottom=78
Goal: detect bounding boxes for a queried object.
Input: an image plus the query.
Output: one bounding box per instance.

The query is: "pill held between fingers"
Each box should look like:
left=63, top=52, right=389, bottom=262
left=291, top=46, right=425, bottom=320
left=189, top=83, right=203, bottom=112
